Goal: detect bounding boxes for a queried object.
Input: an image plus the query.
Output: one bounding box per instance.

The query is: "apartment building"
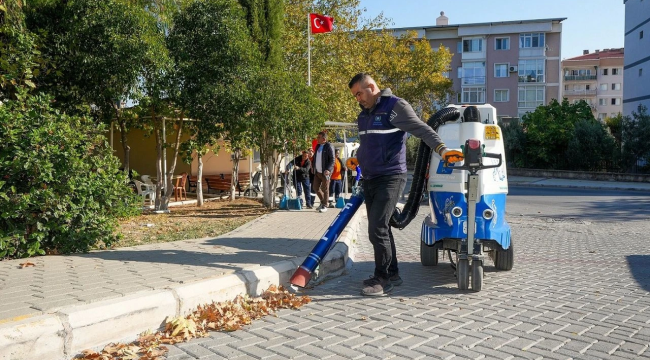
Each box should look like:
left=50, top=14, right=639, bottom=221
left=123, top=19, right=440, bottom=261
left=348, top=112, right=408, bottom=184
left=561, top=48, right=624, bottom=120
left=391, top=13, right=565, bottom=121
left=623, top=0, right=650, bottom=117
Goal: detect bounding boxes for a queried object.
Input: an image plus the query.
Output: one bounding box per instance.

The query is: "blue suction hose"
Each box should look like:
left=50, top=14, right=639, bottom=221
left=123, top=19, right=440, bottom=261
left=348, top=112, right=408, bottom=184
left=389, top=107, right=461, bottom=230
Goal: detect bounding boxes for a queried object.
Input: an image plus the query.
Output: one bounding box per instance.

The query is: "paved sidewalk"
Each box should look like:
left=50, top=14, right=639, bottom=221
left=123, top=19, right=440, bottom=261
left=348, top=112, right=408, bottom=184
left=0, top=175, right=648, bottom=359
left=0, top=206, right=360, bottom=360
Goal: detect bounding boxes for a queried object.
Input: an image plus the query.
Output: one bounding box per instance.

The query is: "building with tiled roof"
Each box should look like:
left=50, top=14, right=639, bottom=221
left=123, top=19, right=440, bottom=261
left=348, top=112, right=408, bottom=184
left=388, top=13, right=565, bottom=121
left=561, top=48, right=624, bottom=120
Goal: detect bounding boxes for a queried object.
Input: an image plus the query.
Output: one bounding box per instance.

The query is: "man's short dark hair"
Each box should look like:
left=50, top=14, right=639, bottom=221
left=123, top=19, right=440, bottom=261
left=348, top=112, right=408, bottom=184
left=348, top=73, right=372, bottom=89
left=318, top=131, right=327, bottom=139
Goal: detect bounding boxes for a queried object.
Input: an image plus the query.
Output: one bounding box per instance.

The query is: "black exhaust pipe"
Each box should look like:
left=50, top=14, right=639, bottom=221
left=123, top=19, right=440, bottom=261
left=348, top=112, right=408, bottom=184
left=389, top=107, right=461, bottom=229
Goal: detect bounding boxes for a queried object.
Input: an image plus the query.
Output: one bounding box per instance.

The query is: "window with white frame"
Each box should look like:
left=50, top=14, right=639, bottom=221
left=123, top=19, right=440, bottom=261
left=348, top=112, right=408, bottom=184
left=611, top=98, right=621, bottom=105
left=599, top=98, right=606, bottom=106
left=457, top=42, right=462, bottom=54
left=602, top=68, right=608, bottom=75
left=495, top=37, right=509, bottom=50
left=519, top=33, right=545, bottom=48
left=518, top=59, right=545, bottom=83
left=462, top=62, right=486, bottom=85
left=462, top=87, right=485, bottom=103
left=463, top=38, right=483, bottom=52
left=494, top=64, right=508, bottom=78
left=600, top=83, right=608, bottom=91
left=612, top=68, right=620, bottom=75
left=518, top=86, right=544, bottom=108
left=494, top=89, right=509, bottom=102
left=612, top=83, right=621, bottom=90
left=598, top=113, right=607, bottom=120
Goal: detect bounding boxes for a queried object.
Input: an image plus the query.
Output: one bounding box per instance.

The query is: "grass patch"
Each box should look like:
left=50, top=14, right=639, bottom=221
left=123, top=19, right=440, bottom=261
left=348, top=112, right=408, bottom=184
left=112, top=198, right=271, bottom=248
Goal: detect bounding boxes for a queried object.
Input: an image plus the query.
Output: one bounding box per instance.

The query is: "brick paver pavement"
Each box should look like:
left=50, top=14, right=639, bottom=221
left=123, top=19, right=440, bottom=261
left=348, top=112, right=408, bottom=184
left=166, top=206, right=650, bottom=359
left=0, top=210, right=338, bottom=322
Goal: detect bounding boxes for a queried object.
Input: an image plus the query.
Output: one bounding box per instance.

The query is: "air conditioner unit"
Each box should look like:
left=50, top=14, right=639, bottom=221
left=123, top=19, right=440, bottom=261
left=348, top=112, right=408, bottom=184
left=509, top=65, right=518, bottom=72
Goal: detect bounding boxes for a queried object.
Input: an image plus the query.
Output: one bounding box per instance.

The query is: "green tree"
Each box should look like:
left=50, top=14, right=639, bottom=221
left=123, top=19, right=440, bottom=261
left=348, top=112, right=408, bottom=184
left=249, top=68, right=326, bottom=207
left=0, top=94, right=140, bottom=259
left=25, top=0, right=160, bottom=174
left=567, top=119, right=616, bottom=171
left=168, top=0, right=258, bottom=204
left=522, top=99, right=595, bottom=169
left=284, top=0, right=453, bottom=122
left=621, top=105, right=650, bottom=173
left=0, top=0, right=43, bottom=101
left=499, top=118, right=526, bottom=168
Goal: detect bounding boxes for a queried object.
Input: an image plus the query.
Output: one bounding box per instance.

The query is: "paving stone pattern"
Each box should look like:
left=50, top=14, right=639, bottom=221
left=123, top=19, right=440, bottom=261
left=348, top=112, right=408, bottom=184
left=0, top=210, right=337, bottom=321
left=166, top=207, right=650, bottom=359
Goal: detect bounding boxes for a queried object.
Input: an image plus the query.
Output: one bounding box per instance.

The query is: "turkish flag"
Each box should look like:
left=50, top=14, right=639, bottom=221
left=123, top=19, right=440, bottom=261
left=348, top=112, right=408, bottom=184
left=310, top=13, right=334, bottom=34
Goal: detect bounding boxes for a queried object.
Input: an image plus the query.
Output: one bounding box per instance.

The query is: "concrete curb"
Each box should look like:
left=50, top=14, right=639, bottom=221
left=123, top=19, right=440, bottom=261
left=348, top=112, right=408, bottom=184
left=0, top=210, right=363, bottom=360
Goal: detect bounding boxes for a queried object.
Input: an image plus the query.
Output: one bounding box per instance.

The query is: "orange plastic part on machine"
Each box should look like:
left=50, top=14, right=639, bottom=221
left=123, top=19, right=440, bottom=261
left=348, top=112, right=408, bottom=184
left=345, top=157, right=359, bottom=170
left=444, top=150, right=464, bottom=164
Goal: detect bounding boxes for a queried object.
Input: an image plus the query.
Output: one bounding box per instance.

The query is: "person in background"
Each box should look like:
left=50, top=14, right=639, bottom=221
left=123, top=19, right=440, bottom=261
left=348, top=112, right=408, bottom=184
left=290, top=150, right=313, bottom=209
left=307, top=147, right=316, bottom=207
left=312, top=131, right=335, bottom=213
left=328, top=149, right=347, bottom=207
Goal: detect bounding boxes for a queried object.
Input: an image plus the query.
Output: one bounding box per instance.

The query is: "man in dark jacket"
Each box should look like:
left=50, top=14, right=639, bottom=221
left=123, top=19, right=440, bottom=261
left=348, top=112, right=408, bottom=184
left=312, top=131, right=335, bottom=213
left=290, top=150, right=313, bottom=209
left=349, top=73, right=463, bottom=296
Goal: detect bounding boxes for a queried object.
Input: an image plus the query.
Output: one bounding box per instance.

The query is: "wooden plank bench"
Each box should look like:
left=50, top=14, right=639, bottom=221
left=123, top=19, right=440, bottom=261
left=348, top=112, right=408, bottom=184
left=188, top=173, right=250, bottom=198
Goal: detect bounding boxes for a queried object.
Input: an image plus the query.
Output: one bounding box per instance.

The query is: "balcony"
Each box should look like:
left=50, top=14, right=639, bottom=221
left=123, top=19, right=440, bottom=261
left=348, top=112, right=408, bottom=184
left=461, top=76, right=486, bottom=86
left=563, top=89, right=597, bottom=96
left=564, top=75, right=597, bottom=81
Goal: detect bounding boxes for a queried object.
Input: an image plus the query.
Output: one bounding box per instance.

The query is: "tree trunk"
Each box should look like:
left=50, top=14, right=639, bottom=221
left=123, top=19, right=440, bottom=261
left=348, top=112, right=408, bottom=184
left=113, top=106, right=130, bottom=176
left=197, top=155, right=204, bottom=207
left=152, top=111, right=166, bottom=211
left=119, top=120, right=130, bottom=175
left=165, top=113, right=184, bottom=204
left=229, top=148, right=241, bottom=202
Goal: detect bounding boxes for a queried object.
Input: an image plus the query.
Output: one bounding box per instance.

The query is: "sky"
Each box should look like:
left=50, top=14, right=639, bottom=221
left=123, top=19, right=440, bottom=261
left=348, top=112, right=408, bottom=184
left=357, top=0, right=625, bottom=60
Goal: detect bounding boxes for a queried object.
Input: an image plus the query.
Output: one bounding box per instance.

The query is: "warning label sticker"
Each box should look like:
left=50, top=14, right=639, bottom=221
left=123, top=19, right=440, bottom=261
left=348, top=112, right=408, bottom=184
left=484, top=126, right=501, bottom=140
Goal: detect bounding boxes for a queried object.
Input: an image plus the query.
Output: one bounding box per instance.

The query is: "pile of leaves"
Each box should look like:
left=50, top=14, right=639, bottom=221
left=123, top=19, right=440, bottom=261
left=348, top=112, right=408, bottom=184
left=78, top=285, right=311, bottom=360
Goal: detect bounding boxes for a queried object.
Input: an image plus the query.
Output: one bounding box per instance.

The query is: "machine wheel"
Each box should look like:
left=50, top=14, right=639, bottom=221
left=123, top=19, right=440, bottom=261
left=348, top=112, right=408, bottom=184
left=471, top=260, right=483, bottom=292
left=494, top=242, right=514, bottom=271
left=420, top=242, right=439, bottom=266
left=457, top=259, right=470, bottom=290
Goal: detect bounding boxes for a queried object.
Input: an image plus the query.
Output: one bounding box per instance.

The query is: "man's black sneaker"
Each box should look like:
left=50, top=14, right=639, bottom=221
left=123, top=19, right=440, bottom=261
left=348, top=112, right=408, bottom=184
left=389, top=274, right=403, bottom=286
left=361, top=276, right=393, bottom=296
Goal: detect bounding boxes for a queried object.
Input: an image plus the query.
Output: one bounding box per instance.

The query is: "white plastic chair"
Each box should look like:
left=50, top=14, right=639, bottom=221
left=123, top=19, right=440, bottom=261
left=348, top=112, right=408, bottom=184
left=134, top=179, right=155, bottom=205
left=141, top=175, right=156, bottom=189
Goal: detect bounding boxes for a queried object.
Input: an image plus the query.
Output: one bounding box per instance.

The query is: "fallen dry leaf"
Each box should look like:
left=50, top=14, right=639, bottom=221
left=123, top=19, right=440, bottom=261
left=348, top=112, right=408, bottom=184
left=77, top=285, right=311, bottom=360
left=19, top=262, right=35, bottom=268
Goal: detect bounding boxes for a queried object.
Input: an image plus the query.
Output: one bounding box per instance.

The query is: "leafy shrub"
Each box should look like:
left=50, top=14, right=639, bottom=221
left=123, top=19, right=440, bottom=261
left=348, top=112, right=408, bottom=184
left=567, top=119, right=616, bottom=171
left=621, top=105, right=650, bottom=173
left=0, top=95, right=140, bottom=259
left=499, top=118, right=526, bottom=168
left=405, top=135, right=420, bottom=168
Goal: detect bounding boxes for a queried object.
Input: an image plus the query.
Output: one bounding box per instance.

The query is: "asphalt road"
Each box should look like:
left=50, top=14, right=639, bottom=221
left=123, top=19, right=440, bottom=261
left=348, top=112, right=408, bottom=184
left=507, top=186, right=650, bottom=222
left=166, top=186, right=650, bottom=360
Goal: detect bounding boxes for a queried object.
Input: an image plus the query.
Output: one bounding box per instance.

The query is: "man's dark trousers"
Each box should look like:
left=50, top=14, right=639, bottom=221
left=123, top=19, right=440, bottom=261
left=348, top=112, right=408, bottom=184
left=363, top=173, right=407, bottom=280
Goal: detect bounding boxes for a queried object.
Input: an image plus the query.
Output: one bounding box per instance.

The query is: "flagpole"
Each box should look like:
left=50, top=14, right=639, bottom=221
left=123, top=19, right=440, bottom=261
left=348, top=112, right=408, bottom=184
left=307, top=13, right=311, bottom=86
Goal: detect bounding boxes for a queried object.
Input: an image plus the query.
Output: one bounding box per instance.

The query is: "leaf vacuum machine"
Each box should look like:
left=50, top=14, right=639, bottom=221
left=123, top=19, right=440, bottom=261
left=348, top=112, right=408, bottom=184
left=290, top=104, right=513, bottom=292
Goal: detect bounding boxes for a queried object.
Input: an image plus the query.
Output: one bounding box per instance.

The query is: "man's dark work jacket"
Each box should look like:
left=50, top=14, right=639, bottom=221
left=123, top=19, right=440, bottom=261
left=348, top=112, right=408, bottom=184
left=355, top=88, right=447, bottom=180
